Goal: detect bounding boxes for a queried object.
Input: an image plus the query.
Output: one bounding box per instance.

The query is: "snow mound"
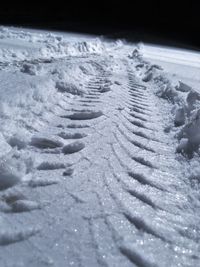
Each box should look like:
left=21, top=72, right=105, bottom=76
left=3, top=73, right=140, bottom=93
left=73, top=39, right=105, bottom=54
left=174, top=108, right=185, bottom=127
left=156, top=83, right=179, bottom=104
left=56, top=81, right=84, bottom=95
left=8, top=133, right=28, bottom=150
left=0, top=133, right=12, bottom=157
left=175, top=81, right=191, bottom=92
left=177, top=109, right=200, bottom=156
left=0, top=150, right=34, bottom=190
left=20, top=63, right=41, bottom=75
left=39, top=38, right=106, bottom=59
left=186, top=90, right=200, bottom=115
left=142, top=65, right=164, bottom=83
left=128, top=49, right=143, bottom=61
left=148, top=64, right=163, bottom=71
left=142, top=72, right=153, bottom=82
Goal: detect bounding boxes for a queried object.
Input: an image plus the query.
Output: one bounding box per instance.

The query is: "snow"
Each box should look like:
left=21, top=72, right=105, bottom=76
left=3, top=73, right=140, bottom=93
left=11, top=199, right=40, bottom=212
left=0, top=160, right=21, bottom=190
left=36, top=161, right=66, bottom=170
left=63, top=110, right=103, bottom=120
left=174, top=107, right=185, bottom=127
left=63, top=167, right=74, bottom=176
left=0, top=227, right=40, bottom=246
left=28, top=177, right=58, bottom=188
left=142, top=43, right=200, bottom=91
left=55, top=81, right=85, bottom=95
left=62, top=141, right=85, bottom=154
left=30, top=135, right=64, bottom=149
left=0, top=26, right=199, bottom=267
left=177, top=109, right=200, bottom=156
left=0, top=133, right=12, bottom=156
left=131, top=46, right=200, bottom=158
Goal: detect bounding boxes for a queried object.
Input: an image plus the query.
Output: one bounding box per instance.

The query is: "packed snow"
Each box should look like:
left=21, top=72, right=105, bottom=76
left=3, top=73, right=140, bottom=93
left=0, top=26, right=199, bottom=267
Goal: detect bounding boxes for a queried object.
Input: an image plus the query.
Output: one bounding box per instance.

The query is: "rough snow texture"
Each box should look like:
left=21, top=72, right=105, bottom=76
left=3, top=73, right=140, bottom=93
left=132, top=48, right=200, bottom=157
left=0, top=27, right=199, bottom=267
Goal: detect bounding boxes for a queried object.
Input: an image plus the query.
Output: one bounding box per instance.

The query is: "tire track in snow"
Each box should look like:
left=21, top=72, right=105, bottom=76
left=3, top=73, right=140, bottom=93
left=1, top=54, right=199, bottom=266
left=0, top=60, right=112, bottom=252
left=104, top=66, right=199, bottom=266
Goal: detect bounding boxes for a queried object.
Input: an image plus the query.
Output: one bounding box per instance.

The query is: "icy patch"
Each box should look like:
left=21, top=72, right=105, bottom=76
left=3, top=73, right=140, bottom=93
left=186, top=90, right=200, bottom=115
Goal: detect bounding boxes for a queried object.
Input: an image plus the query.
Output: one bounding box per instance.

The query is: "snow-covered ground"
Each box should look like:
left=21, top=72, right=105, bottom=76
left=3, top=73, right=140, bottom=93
left=0, top=27, right=200, bottom=267
left=142, top=44, right=200, bottom=91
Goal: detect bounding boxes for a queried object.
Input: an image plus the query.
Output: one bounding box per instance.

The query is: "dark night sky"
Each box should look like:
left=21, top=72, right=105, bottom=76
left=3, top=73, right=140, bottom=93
left=0, top=1, right=200, bottom=49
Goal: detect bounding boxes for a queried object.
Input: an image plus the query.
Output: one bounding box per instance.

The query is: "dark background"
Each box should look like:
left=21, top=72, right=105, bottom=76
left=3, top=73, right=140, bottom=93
left=0, top=1, right=200, bottom=50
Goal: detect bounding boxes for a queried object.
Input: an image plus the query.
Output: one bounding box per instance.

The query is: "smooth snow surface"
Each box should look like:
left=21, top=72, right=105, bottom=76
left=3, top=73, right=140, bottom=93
left=0, top=27, right=200, bottom=267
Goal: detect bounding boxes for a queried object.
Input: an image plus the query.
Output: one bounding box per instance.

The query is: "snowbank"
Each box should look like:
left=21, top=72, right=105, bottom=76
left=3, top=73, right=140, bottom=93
left=0, top=27, right=108, bottom=63
left=132, top=47, right=200, bottom=158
